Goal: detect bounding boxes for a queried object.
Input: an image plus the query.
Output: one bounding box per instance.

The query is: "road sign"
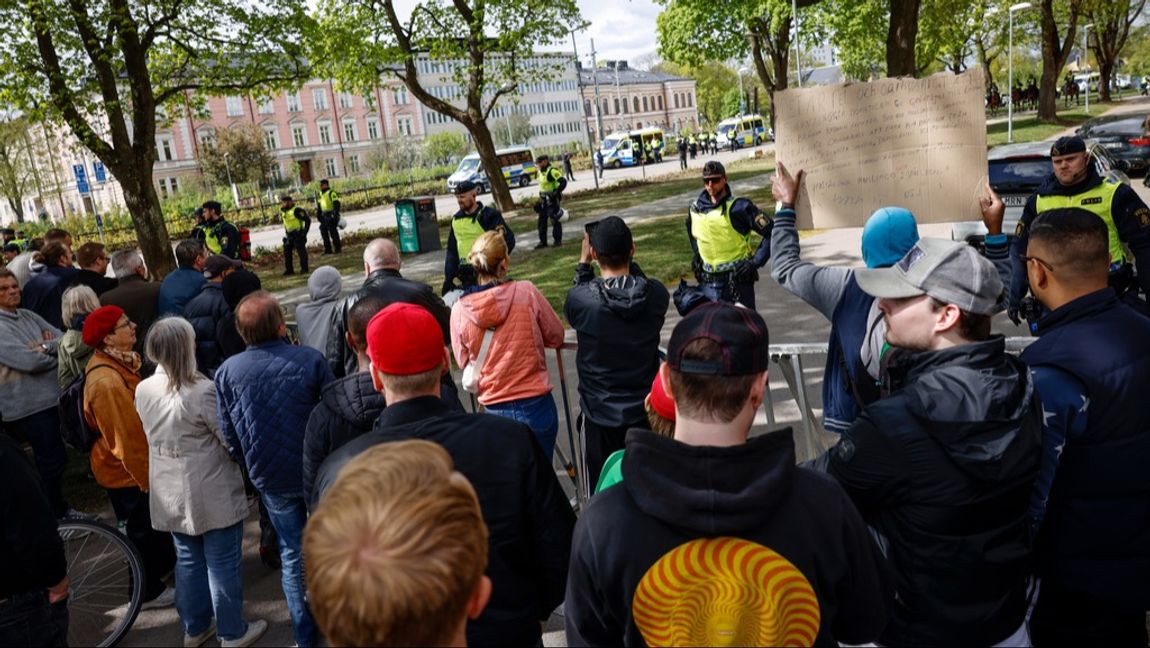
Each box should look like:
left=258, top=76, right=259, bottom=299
left=72, top=164, right=90, bottom=196
left=92, top=161, right=107, bottom=184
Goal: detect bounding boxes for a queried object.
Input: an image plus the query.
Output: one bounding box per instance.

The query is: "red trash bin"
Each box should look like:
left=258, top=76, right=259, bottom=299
left=239, top=227, right=252, bottom=262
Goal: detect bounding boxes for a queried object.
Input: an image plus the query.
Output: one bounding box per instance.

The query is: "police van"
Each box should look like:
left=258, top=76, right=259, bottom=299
left=715, top=114, right=768, bottom=149
left=599, top=127, right=665, bottom=168
left=447, top=146, right=537, bottom=194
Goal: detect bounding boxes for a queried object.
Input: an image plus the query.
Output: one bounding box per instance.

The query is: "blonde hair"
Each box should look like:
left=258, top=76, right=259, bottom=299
left=304, top=440, right=489, bottom=647
left=467, top=230, right=508, bottom=280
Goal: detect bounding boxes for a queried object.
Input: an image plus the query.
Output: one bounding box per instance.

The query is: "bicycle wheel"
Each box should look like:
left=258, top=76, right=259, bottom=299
left=58, top=518, right=145, bottom=647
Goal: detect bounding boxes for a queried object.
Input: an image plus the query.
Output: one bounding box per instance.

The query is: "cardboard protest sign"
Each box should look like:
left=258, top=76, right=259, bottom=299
left=774, top=68, right=988, bottom=229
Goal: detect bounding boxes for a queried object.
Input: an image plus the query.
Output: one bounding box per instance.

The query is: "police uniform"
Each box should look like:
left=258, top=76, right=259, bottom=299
left=535, top=159, right=567, bottom=248
left=317, top=183, right=342, bottom=254
left=203, top=217, right=240, bottom=259
left=280, top=198, right=310, bottom=275
left=443, top=181, right=515, bottom=294
left=686, top=162, right=773, bottom=308
left=1011, top=136, right=1150, bottom=319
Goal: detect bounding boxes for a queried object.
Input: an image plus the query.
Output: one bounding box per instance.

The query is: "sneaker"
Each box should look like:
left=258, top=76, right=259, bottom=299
left=221, top=619, right=268, bottom=648
left=184, top=622, right=216, bottom=648
left=58, top=508, right=97, bottom=522
left=141, top=586, right=176, bottom=610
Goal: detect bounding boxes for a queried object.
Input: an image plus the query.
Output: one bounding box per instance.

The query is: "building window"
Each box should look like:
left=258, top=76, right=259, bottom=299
left=225, top=96, right=243, bottom=117
left=658, top=96, right=664, bottom=110
left=313, top=88, right=329, bottom=111
left=263, top=126, right=278, bottom=150
left=633, top=97, right=640, bottom=112
left=393, top=86, right=409, bottom=105
left=642, top=96, right=648, bottom=112
left=674, top=94, right=680, bottom=109
left=584, top=99, right=592, bottom=117
left=291, top=125, right=307, bottom=147
left=157, top=177, right=179, bottom=198
left=338, top=92, right=353, bottom=109
left=287, top=93, right=301, bottom=112
left=318, top=122, right=332, bottom=145
left=397, top=116, right=413, bottom=136
left=324, top=157, right=337, bottom=177
left=614, top=98, right=620, bottom=114
left=688, top=93, right=694, bottom=107
left=157, top=136, right=174, bottom=161
left=366, top=119, right=379, bottom=140
left=197, top=129, right=216, bottom=150
left=259, top=99, right=275, bottom=115
left=271, top=164, right=283, bottom=182
left=348, top=155, right=360, bottom=174
left=342, top=120, right=357, bottom=142
left=602, top=99, right=610, bottom=115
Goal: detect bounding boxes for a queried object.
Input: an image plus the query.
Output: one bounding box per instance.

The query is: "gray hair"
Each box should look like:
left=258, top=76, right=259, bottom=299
left=363, top=238, right=400, bottom=271
left=110, top=248, right=146, bottom=279
left=61, top=285, right=100, bottom=329
left=174, top=239, right=206, bottom=268
left=144, top=317, right=203, bottom=392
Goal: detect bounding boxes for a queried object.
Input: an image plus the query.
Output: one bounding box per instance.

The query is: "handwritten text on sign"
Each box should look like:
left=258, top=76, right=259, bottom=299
left=774, top=69, right=988, bottom=229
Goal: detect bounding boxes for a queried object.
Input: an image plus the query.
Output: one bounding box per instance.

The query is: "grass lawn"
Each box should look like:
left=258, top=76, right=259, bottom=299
left=986, top=101, right=1122, bottom=148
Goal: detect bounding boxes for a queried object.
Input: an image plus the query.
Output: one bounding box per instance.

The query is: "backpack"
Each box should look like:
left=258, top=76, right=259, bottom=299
left=58, top=365, right=126, bottom=451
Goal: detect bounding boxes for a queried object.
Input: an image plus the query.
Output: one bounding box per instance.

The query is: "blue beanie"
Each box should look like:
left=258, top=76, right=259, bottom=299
left=861, top=207, right=919, bottom=268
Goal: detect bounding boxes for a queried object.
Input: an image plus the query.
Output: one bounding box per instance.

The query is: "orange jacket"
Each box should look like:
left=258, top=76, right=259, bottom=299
left=451, top=280, right=565, bottom=406
left=83, top=350, right=148, bottom=490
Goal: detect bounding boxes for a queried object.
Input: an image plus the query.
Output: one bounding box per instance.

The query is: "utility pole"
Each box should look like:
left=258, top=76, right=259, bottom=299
left=569, top=32, right=600, bottom=190
left=590, top=39, right=605, bottom=142
left=613, top=61, right=623, bottom=131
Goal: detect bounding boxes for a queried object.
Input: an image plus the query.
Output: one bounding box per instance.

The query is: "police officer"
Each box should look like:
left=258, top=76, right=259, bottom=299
left=0, top=228, right=13, bottom=247
left=12, top=230, right=28, bottom=251
left=534, top=155, right=567, bottom=249
left=677, top=136, right=688, bottom=170
left=1010, top=135, right=1150, bottom=322
left=688, top=134, right=697, bottom=159
left=443, top=180, right=515, bottom=294
left=316, top=178, right=342, bottom=255
left=190, top=207, right=206, bottom=240
left=653, top=136, right=663, bottom=163
left=687, top=160, right=772, bottom=308
left=280, top=194, right=310, bottom=276
left=199, top=200, right=240, bottom=259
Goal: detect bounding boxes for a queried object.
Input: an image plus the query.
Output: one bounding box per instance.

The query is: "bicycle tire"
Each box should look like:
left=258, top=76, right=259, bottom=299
left=57, top=518, right=144, bottom=647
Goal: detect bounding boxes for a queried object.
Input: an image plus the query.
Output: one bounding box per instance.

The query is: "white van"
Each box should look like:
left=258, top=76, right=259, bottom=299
left=598, top=128, right=665, bottom=168
left=715, top=114, right=768, bottom=148
left=447, top=146, right=537, bottom=194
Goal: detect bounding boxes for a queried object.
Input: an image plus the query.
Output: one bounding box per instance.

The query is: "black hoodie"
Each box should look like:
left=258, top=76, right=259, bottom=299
left=565, top=428, right=892, bottom=646
left=563, top=263, right=669, bottom=427
left=819, top=336, right=1041, bottom=646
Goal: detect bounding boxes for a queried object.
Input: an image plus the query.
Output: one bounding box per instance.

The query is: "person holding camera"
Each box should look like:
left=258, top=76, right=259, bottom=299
left=533, top=155, right=567, bottom=249
left=564, top=217, right=669, bottom=487
left=442, top=181, right=515, bottom=295
left=686, top=161, right=772, bottom=308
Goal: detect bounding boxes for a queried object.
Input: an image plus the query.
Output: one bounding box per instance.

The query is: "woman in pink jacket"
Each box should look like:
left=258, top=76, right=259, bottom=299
left=450, top=231, right=566, bottom=459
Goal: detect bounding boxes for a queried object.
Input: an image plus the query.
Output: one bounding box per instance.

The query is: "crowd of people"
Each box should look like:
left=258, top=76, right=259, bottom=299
left=2, top=134, right=1149, bottom=648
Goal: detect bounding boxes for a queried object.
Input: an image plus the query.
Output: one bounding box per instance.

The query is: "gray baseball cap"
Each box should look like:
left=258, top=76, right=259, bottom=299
left=854, top=238, right=1003, bottom=315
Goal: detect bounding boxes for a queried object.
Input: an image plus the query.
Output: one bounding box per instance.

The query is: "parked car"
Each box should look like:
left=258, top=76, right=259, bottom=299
left=950, top=140, right=1130, bottom=245
left=1075, top=114, right=1150, bottom=176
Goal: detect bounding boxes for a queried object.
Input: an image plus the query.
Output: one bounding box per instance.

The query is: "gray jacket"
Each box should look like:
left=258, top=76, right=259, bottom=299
left=0, top=308, right=61, bottom=421
left=134, top=369, right=248, bottom=535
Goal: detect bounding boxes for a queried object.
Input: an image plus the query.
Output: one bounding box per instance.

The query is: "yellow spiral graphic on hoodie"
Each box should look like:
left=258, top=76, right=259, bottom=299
left=632, top=537, right=821, bottom=647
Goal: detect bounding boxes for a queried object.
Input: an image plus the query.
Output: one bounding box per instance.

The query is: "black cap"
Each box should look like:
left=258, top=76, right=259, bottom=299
left=702, top=161, right=726, bottom=178
left=0, top=228, right=13, bottom=235
left=667, top=302, right=769, bottom=376
left=454, top=180, right=478, bottom=194
left=320, top=178, right=330, bottom=185
left=279, top=194, right=293, bottom=202
left=1051, top=136, right=1087, bottom=157
left=2, top=243, right=18, bottom=253
left=589, top=216, right=633, bottom=258
left=536, top=155, right=550, bottom=162
left=193, top=207, right=203, bottom=219
left=202, top=200, right=222, bottom=213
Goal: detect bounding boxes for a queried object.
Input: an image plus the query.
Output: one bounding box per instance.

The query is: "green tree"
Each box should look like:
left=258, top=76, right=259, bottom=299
left=422, top=132, right=470, bottom=166
left=1088, top=0, right=1146, bottom=102
left=1036, top=0, right=1088, bottom=121
left=0, top=117, right=33, bottom=221
left=199, top=125, right=276, bottom=188
left=311, top=0, right=581, bottom=213
left=492, top=112, right=533, bottom=149
left=0, top=0, right=308, bottom=276
left=652, top=62, right=738, bottom=128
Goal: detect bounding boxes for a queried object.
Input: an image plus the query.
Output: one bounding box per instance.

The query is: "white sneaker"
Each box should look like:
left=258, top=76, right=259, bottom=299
left=140, top=586, right=176, bottom=610
left=221, top=619, right=268, bottom=648
left=184, top=622, right=216, bottom=648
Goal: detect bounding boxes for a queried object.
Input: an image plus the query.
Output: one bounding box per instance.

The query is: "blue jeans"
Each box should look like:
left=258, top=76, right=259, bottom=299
left=171, top=522, right=246, bottom=641
left=260, top=493, right=317, bottom=647
left=485, top=393, right=558, bottom=460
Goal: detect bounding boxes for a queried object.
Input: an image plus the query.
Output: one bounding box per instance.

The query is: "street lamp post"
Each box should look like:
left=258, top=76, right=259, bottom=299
left=792, top=0, right=802, bottom=87
left=1083, top=23, right=1094, bottom=113
left=1008, top=2, right=1033, bottom=144
left=223, top=152, right=239, bottom=206
left=738, top=67, right=750, bottom=116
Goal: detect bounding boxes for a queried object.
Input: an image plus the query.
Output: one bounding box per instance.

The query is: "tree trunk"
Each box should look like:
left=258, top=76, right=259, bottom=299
left=748, top=16, right=789, bottom=139
left=887, top=0, right=922, bottom=77
left=1098, top=58, right=1115, bottom=102
left=114, top=162, right=176, bottom=278
left=467, top=119, right=514, bottom=212
left=1038, top=0, right=1081, bottom=122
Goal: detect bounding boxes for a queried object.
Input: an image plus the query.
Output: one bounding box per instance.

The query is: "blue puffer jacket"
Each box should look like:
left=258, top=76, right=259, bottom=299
left=215, top=340, right=334, bottom=496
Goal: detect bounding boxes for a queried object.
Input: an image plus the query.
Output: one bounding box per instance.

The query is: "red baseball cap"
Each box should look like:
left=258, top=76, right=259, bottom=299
left=366, top=303, right=445, bottom=375
left=648, top=367, right=676, bottom=422
left=82, top=305, right=125, bottom=348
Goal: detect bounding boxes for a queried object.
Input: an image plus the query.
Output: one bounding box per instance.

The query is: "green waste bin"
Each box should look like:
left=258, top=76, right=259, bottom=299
left=395, top=196, right=441, bottom=254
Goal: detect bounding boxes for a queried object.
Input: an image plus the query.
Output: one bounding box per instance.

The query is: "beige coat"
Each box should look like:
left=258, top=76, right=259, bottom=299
left=134, top=368, right=248, bottom=535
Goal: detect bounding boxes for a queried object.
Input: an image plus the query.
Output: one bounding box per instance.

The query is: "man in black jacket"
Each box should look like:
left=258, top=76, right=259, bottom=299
left=326, top=238, right=453, bottom=381
left=563, top=216, right=668, bottom=486
left=816, top=237, right=1041, bottom=646
left=565, top=302, right=891, bottom=647
left=183, top=254, right=240, bottom=376
left=73, top=242, right=118, bottom=296
left=303, top=295, right=462, bottom=508
left=0, top=434, right=69, bottom=645
left=442, top=180, right=514, bottom=295
left=315, top=302, right=575, bottom=647
left=1016, top=210, right=1150, bottom=645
